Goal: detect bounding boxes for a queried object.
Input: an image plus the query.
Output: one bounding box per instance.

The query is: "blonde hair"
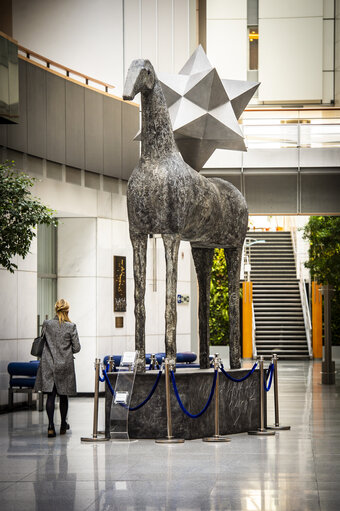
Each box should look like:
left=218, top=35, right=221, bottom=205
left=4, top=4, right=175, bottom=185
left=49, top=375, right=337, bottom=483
left=55, top=299, right=71, bottom=323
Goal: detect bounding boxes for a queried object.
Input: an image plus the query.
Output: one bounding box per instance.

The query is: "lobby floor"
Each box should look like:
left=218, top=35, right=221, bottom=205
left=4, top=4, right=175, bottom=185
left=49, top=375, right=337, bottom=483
left=0, top=359, right=339, bottom=510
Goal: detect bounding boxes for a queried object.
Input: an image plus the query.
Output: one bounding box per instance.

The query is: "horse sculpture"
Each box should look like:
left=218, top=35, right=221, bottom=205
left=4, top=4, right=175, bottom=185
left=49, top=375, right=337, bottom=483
left=123, top=59, right=248, bottom=372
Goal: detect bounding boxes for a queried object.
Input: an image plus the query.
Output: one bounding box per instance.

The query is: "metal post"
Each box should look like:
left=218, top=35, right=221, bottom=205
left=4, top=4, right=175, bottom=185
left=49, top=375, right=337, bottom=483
left=108, top=356, right=115, bottom=373
left=248, top=356, right=275, bottom=436
left=81, top=358, right=108, bottom=442
left=203, top=354, right=230, bottom=442
left=150, top=354, right=156, bottom=370
left=321, top=285, right=336, bottom=384
left=267, top=354, right=290, bottom=430
left=156, top=359, right=184, bottom=444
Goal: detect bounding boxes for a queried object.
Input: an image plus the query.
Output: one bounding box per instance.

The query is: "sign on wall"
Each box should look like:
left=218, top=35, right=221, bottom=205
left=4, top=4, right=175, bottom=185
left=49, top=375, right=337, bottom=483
left=114, top=256, right=126, bottom=312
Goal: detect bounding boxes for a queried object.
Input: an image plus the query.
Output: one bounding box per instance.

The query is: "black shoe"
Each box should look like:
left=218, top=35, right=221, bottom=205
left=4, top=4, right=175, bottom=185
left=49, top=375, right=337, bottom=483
left=48, top=426, right=56, bottom=438
left=60, top=422, right=70, bottom=435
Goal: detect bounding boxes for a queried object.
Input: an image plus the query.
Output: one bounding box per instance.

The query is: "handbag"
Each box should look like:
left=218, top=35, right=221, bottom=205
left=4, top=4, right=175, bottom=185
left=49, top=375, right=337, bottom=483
left=31, top=332, right=46, bottom=357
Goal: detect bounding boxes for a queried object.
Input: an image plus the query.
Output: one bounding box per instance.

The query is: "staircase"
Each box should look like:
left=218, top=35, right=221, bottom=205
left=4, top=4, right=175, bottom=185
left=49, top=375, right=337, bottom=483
left=246, top=231, right=310, bottom=359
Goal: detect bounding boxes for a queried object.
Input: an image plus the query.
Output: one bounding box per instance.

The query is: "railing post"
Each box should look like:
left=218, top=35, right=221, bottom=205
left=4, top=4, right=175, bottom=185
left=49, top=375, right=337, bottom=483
left=81, top=358, right=108, bottom=442
left=267, top=354, right=290, bottom=430
left=203, top=354, right=230, bottom=442
left=248, top=356, right=275, bottom=436
left=321, top=285, right=336, bottom=385
left=156, top=359, right=184, bottom=444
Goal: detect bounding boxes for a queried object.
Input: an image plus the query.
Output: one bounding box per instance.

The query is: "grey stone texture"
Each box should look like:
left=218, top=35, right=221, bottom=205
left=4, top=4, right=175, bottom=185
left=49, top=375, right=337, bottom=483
left=123, top=59, right=248, bottom=371
left=105, top=368, right=261, bottom=440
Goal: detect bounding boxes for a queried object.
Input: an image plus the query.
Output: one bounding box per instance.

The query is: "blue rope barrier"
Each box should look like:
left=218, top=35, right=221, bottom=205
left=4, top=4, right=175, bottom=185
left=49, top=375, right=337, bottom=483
left=102, top=369, right=162, bottom=411
left=170, top=369, right=217, bottom=419
left=220, top=362, right=257, bottom=382
left=264, top=363, right=274, bottom=392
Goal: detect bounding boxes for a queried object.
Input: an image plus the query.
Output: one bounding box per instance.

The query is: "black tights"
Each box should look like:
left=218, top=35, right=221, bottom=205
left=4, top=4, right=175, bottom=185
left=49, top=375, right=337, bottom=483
left=46, top=385, right=68, bottom=428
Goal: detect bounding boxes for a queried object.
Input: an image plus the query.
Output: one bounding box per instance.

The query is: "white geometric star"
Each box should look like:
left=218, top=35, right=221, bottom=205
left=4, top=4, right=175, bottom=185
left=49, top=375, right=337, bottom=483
left=159, top=45, right=260, bottom=170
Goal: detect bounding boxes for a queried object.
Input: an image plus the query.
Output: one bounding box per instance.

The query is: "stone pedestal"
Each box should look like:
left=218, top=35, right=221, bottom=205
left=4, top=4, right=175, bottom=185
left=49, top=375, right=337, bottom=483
left=105, top=368, right=261, bottom=440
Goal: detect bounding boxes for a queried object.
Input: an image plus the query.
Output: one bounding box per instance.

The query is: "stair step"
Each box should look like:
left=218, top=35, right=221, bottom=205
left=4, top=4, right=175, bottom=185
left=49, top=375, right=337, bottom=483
left=256, top=331, right=307, bottom=335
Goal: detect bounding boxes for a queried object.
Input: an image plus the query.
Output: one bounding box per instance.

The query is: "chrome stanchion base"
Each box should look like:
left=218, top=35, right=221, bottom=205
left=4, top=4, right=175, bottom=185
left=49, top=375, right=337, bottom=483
left=155, top=436, right=185, bottom=444
left=248, top=429, right=275, bottom=436
left=267, top=425, right=290, bottom=430
left=81, top=435, right=109, bottom=442
left=203, top=435, right=230, bottom=443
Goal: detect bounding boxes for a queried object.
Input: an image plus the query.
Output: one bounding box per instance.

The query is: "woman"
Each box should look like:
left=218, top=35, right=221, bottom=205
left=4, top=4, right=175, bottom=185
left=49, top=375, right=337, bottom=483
left=35, top=299, right=81, bottom=437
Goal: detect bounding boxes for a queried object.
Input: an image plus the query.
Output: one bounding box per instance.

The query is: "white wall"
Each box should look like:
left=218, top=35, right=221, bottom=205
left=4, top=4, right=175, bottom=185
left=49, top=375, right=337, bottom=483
left=206, top=0, right=248, bottom=80
left=0, top=239, right=37, bottom=406
left=12, top=0, right=196, bottom=96
left=258, top=0, right=323, bottom=102
left=0, top=154, right=195, bottom=398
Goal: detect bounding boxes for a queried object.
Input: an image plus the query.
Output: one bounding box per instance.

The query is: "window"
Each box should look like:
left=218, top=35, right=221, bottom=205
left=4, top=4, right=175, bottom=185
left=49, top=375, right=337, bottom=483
left=248, top=26, right=259, bottom=71
left=37, top=223, right=57, bottom=332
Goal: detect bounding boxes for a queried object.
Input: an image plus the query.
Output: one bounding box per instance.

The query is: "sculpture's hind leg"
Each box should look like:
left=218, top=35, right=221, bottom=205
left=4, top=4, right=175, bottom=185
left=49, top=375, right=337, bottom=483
left=130, top=232, right=148, bottom=373
left=162, top=234, right=181, bottom=367
left=225, top=247, right=243, bottom=369
left=191, top=246, right=214, bottom=369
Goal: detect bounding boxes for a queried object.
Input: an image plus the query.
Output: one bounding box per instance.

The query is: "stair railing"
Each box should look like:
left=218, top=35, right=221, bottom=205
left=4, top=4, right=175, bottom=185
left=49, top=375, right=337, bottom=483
left=299, top=262, right=313, bottom=358
left=289, top=229, right=312, bottom=357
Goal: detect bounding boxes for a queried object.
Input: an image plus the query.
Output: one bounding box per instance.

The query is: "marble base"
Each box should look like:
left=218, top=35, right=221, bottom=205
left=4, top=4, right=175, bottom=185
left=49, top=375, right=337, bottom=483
left=105, top=368, right=262, bottom=440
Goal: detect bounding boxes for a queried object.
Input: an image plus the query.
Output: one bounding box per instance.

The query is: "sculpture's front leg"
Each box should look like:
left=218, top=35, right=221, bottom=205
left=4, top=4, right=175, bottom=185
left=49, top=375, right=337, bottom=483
left=130, top=231, right=148, bottom=373
left=162, top=234, right=181, bottom=368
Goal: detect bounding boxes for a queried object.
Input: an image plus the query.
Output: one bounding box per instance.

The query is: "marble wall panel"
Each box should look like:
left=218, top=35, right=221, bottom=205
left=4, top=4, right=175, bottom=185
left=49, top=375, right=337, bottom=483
left=96, top=218, right=113, bottom=278
left=0, top=270, right=18, bottom=340
left=111, top=194, right=128, bottom=222
left=96, top=278, right=114, bottom=338
left=58, top=218, right=96, bottom=277
left=17, top=237, right=37, bottom=272
left=74, top=336, right=96, bottom=393
left=57, top=277, right=96, bottom=338
left=97, top=190, right=112, bottom=220
left=17, top=271, right=37, bottom=339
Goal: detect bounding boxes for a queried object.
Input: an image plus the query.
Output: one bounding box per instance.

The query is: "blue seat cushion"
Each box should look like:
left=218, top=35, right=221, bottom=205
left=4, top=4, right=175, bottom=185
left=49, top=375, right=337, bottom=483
left=8, top=361, right=40, bottom=377
left=10, top=377, right=36, bottom=388
left=104, top=352, right=198, bottom=367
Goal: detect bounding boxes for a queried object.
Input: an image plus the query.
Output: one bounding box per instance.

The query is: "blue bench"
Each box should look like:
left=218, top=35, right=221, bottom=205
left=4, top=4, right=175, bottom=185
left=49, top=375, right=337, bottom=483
left=7, top=361, right=43, bottom=411
left=103, top=352, right=205, bottom=370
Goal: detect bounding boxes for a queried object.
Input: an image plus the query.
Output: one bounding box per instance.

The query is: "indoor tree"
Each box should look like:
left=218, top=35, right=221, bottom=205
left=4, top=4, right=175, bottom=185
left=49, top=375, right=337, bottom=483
left=0, top=161, right=57, bottom=273
left=303, top=216, right=340, bottom=344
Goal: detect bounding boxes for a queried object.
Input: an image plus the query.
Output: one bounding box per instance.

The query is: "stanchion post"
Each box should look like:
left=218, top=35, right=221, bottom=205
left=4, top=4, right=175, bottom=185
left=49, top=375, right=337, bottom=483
left=108, top=356, right=115, bottom=372
left=156, top=358, right=184, bottom=444
left=81, top=358, right=108, bottom=442
left=203, top=353, right=230, bottom=442
left=248, top=356, right=275, bottom=436
left=267, top=354, right=290, bottom=430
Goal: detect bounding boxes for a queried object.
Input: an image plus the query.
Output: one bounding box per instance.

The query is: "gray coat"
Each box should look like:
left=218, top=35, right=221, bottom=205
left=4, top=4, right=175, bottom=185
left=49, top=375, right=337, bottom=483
left=34, top=317, right=81, bottom=395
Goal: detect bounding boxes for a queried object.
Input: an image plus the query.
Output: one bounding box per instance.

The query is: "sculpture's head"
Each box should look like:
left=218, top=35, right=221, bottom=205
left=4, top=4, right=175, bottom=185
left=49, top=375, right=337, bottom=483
left=123, top=59, right=155, bottom=101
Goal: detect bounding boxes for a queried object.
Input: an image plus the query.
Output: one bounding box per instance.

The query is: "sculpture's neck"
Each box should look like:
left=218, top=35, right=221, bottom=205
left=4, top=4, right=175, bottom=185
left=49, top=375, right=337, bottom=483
left=141, top=80, right=177, bottom=160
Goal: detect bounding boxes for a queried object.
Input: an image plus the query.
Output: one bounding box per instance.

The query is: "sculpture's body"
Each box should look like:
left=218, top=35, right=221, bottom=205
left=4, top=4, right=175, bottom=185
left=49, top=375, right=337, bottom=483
left=123, top=59, right=248, bottom=372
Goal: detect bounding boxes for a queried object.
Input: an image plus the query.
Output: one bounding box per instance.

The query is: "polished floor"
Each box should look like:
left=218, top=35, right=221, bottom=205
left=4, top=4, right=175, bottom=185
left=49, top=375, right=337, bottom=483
left=0, top=359, right=339, bottom=510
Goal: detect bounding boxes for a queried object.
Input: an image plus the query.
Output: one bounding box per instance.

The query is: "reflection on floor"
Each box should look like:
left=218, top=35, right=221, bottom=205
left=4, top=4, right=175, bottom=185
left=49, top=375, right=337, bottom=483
left=0, top=360, right=339, bottom=510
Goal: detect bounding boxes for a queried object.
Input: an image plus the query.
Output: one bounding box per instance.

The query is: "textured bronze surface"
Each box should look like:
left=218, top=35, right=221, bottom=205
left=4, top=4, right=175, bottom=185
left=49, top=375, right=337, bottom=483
left=123, top=59, right=248, bottom=371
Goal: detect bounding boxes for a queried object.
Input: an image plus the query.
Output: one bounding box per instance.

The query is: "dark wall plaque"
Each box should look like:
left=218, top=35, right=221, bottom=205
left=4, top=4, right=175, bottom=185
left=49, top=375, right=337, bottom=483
left=115, top=317, right=124, bottom=328
left=114, top=256, right=126, bottom=312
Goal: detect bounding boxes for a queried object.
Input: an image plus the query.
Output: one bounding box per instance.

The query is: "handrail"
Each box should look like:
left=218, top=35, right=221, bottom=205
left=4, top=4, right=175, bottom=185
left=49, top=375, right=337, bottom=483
left=299, top=263, right=313, bottom=358
left=288, top=227, right=312, bottom=357
left=0, top=30, right=18, bottom=45
left=244, top=107, right=340, bottom=112
left=18, top=44, right=115, bottom=93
